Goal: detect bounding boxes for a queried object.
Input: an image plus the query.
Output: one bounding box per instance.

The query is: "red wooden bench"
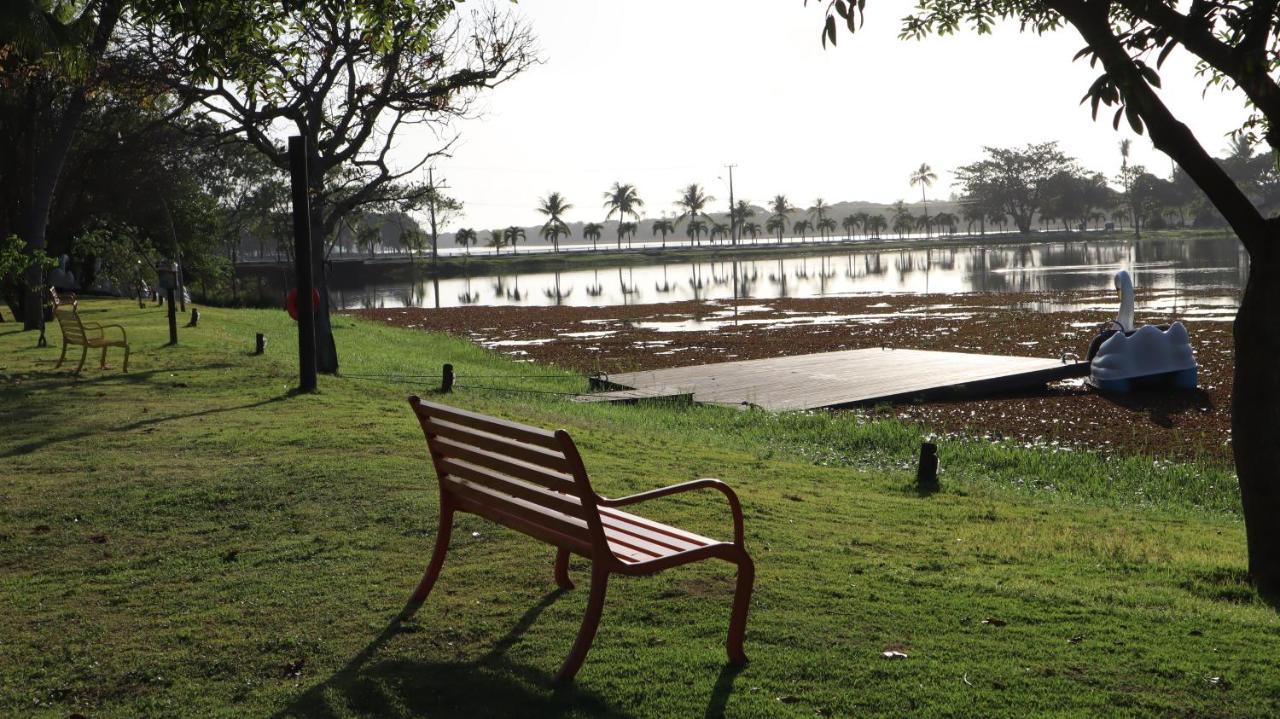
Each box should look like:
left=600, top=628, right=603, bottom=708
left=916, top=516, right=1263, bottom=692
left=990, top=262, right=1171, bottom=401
left=404, top=397, right=755, bottom=683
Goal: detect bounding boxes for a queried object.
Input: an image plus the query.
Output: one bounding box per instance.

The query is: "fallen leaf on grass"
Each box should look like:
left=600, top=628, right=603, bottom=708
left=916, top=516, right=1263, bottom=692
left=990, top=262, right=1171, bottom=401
left=222, top=550, right=239, bottom=563
left=982, top=617, right=1007, bottom=627
left=283, top=658, right=306, bottom=678
left=1068, top=635, right=1085, bottom=644
left=87, top=534, right=108, bottom=544
left=881, top=651, right=908, bottom=660
left=32, top=525, right=50, bottom=534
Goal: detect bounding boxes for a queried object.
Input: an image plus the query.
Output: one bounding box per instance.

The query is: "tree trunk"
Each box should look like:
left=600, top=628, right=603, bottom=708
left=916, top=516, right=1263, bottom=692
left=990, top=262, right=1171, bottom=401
left=1232, top=248, right=1280, bottom=598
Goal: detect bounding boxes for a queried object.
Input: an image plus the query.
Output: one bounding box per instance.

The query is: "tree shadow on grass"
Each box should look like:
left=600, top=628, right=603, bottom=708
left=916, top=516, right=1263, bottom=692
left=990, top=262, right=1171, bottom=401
left=0, top=384, right=286, bottom=459
left=276, top=589, right=635, bottom=719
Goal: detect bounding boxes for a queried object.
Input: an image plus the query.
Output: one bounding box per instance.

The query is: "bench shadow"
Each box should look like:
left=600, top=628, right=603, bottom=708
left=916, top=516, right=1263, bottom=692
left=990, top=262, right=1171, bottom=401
left=276, top=589, right=636, bottom=719
left=703, top=664, right=746, bottom=719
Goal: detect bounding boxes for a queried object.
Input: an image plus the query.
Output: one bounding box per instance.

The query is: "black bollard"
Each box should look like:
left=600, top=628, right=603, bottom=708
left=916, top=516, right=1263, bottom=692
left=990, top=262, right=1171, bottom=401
left=165, top=287, right=178, bottom=345
left=255, top=333, right=266, bottom=355
left=441, top=363, right=454, bottom=393
left=916, top=441, right=939, bottom=493
left=187, top=307, right=200, bottom=327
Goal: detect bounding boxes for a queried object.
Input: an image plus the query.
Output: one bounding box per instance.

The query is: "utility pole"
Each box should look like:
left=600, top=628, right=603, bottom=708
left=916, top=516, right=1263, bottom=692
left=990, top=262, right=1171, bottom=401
left=427, top=167, right=439, bottom=266
left=288, top=135, right=317, bottom=393
left=725, top=163, right=738, bottom=246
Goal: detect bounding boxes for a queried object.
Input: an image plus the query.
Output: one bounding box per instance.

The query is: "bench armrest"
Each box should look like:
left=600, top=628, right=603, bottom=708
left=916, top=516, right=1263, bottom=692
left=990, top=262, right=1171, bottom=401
left=99, top=324, right=128, bottom=342
left=597, top=479, right=745, bottom=547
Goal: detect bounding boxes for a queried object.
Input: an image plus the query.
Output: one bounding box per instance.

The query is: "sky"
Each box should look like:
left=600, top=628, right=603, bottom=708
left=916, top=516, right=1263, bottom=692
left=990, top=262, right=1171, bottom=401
left=398, top=0, right=1248, bottom=230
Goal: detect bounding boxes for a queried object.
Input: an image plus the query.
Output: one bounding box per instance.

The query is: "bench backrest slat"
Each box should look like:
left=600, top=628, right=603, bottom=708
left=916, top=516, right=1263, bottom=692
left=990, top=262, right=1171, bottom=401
left=54, top=306, right=87, bottom=343
left=409, top=397, right=608, bottom=555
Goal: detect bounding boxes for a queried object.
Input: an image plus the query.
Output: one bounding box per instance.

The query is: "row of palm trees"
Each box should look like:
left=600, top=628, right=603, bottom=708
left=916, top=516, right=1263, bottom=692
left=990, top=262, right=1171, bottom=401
left=450, top=180, right=967, bottom=255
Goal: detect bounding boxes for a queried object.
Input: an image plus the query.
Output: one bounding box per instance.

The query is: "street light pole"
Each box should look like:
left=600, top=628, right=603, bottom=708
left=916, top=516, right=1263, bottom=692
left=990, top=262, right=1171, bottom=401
left=725, top=163, right=738, bottom=246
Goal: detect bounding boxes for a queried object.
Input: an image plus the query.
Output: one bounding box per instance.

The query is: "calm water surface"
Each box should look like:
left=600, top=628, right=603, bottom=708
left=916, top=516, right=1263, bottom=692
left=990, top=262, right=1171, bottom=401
left=328, top=235, right=1248, bottom=311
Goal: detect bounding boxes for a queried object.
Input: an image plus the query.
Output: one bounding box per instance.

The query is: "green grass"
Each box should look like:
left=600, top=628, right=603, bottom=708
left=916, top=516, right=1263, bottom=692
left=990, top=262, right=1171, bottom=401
left=1, top=300, right=1276, bottom=718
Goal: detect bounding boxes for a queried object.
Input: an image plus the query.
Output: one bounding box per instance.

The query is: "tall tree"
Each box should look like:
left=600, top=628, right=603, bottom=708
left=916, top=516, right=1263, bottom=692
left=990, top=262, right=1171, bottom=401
left=3, top=0, right=127, bottom=329
left=817, top=0, right=1280, bottom=598
left=536, top=192, right=573, bottom=253
left=132, top=1, right=536, bottom=372
left=582, top=222, right=603, bottom=251
left=651, top=218, right=675, bottom=248
left=954, top=143, right=1080, bottom=233
left=910, top=163, right=937, bottom=237
left=768, top=194, right=794, bottom=243
left=503, top=226, right=525, bottom=254
left=454, top=228, right=477, bottom=256
left=674, top=183, right=714, bottom=243
left=603, top=183, right=643, bottom=249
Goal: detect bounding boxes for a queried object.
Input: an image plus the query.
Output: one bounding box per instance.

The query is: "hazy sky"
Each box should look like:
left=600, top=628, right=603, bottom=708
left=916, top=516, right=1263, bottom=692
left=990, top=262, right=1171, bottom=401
left=402, top=0, right=1247, bottom=230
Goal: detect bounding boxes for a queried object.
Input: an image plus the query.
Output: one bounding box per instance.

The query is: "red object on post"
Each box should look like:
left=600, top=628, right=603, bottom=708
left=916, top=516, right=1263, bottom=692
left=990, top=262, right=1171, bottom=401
left=286, top=288, right=321, bottom=321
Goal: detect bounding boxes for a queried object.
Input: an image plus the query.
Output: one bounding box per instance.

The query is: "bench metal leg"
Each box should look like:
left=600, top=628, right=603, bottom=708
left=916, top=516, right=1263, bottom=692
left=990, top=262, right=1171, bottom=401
left=74, top=346, right=88, bottom=374
left=554, top=548, right=574, bottom=589
left=554, top=564, right=609, bottom=684
left=122, top=344, right=130, bottom=373
left=404, top=498, right=455, bottom=613
left=726, top=553, right=755, bottom=665
left=55, top=341, right=68, bottom=369
left=100, top=346, right=109, bottom=369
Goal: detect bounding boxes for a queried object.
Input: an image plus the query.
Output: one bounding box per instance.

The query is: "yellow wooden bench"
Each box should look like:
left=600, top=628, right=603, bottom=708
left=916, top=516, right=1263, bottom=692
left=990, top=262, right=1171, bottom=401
left=52, top=296, right=130, bottom=373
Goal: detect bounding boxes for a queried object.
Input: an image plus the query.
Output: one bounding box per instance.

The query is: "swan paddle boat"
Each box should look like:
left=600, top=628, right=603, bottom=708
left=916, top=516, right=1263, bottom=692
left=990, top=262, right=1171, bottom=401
left=1086, top=270, right=1197, bottom=393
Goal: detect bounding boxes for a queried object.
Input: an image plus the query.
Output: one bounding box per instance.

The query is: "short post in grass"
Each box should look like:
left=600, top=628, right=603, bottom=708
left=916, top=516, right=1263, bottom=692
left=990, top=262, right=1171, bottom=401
left=441, top=363, right=454, bottom=393
left=916, top=441, right=939, bottom=493
left=186, top=308, right=199, bottom=328
left=288, top=135, right=317, bottom=393
left=255, top=333, right=266, bottom=355
left=156, top=260, right=179, bottom=345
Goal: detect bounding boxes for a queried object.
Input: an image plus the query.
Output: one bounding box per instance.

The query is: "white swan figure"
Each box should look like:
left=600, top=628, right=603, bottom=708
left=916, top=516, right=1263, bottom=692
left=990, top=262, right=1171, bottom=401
left=1088, top=270, right=1197, bottom=392
left=1113, top=268, right=1135, bottom=332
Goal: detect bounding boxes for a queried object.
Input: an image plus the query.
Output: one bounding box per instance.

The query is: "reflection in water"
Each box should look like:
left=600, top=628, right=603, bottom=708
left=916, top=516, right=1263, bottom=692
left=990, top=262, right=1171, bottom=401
left=321, top=235, right=1247, bottom=310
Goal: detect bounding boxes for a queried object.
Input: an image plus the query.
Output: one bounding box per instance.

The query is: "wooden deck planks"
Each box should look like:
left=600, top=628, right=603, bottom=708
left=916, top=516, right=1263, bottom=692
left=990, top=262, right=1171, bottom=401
left=599, top=348, right=1088, bottom=411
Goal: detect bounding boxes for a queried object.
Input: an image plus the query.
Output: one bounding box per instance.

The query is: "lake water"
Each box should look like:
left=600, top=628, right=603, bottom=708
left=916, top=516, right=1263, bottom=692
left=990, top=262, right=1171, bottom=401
left=326, top=234, right=1248, bottom=311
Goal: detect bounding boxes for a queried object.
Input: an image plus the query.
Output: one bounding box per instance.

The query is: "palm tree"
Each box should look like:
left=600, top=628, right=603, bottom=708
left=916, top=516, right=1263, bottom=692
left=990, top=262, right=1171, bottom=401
left=732, top=200, right=755, bottom=245
left=913, top=214, right=932, bottom=237
left=768, top=194, right=794, bottom=244
left=603, top=183, right=644, bottom=249
left=582, top=222, right=603, bottom=251
left=486, top=229, right=505, bottom=255
left=686, top=219, right=708, bottom=245
left=817, top=217, right=837, bottom=241
left=766, top=215, right=787, bottom=244
left=792, top=219, right=813, bottom=243
left=504, top=226, right=525, bottom=254
left=619, top=221, right=638, bottom=246
left=536, top=192, right=573, bottom=253
left=674, top=183, right=714, bottom=242
left=934, top=212, right=957, bottom=236
left=867, top=214, right=887, bottom=239
left=742, top=222, right=762, bottom=243
left=539, top=222, right=569, bottom=253
left=709, top=221, right=729, bottom=244
left=841, top=214, right=858, bottom=240
left=454, top=227, right=477, bottom=255
left=808, top=198, right=830, bottom=232
left=909, top=162, right=937, bottom=237
left=651, top=218, right=675, bottom=248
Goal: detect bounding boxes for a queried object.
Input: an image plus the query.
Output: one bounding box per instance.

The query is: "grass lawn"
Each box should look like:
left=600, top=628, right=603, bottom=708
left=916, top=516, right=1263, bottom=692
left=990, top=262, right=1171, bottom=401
left=1, top=299, right=1277, bottom=718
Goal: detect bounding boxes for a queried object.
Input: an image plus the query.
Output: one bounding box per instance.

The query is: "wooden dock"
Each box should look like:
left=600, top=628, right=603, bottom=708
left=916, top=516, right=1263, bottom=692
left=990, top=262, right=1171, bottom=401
left=594, top=348, right=1088, bottom=411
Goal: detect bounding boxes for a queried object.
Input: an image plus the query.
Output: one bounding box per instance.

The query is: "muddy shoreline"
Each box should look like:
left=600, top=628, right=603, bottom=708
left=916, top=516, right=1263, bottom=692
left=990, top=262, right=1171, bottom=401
left=351, top=289, right=1235, bottom=465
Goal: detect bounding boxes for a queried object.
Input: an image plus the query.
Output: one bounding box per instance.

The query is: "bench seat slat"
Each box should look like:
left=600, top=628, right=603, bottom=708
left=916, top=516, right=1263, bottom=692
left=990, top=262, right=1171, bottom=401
left=439, top=457, right=587, bottom=520
left=433, top=436, right=577, bottom=493
left=599, top=507, right=718, bottom=548
left=422, top=403, right=561, bottom=450
left=600, top=512, right=712, bottom=553
left=426, top=418, right=572, bottom=472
